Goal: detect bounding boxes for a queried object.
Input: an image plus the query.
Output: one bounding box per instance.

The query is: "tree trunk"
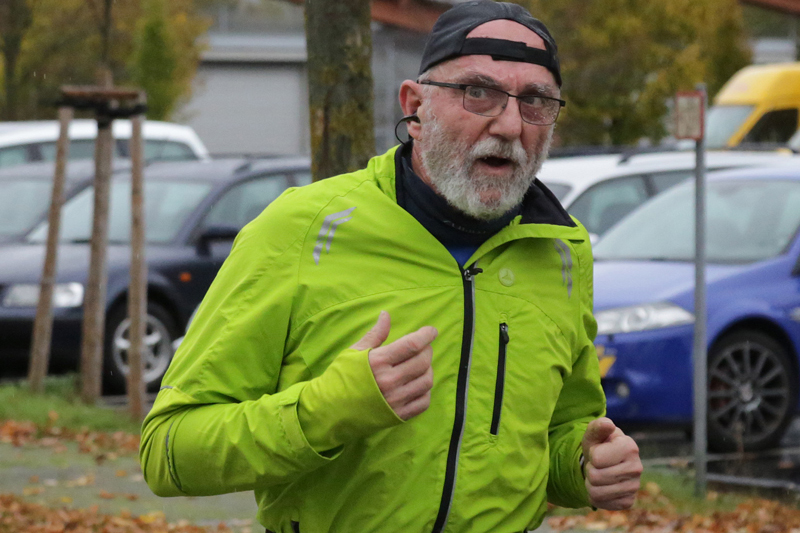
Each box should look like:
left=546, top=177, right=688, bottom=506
left=0, top=0, right=33, bottom=120
left=304, top=0, right=375, bottom=182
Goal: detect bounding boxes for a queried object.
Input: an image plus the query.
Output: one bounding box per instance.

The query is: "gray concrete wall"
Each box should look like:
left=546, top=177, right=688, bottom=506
left=179, top=26, right=427, bottom=158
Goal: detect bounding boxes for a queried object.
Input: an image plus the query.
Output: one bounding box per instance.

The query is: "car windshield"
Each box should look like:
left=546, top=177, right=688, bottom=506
left=594, top=178, right=800, bottom=263
left=0, top=180, right=54, bottom=238
left=705, top=105, right=754, bottom=149
left=27, top=180, right=212, bottom=244
left=541, top=182, right=571, bottom=201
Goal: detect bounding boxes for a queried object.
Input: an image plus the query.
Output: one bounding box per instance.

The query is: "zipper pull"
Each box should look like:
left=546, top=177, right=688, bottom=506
left=464, top=266, right=483, bottom=281
left=500, top=323, right=509, bottom=344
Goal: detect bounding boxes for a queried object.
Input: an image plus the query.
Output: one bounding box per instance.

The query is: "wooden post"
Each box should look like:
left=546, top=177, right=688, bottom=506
left=54, top=86, right=145, bottom=404
left=28, top=106, right=73, bottom=393
left=127, top=98, right=147, bottom=420
left=80, top=114, right=114, bottom=404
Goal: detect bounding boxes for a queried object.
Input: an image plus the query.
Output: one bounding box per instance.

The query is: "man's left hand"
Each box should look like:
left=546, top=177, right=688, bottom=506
left=581, top=417, right=642, bottom=510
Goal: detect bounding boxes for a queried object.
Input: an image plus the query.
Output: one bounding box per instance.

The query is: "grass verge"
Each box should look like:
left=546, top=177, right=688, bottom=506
left=0, top=375, right=141, bottom=435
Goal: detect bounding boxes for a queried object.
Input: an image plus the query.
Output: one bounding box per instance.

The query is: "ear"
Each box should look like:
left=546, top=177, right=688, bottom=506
left=399, top=80, right=424, bottom=141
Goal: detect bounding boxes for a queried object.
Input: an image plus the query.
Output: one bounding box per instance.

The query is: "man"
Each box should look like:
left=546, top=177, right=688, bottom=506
left=140, top=2, right=642, bottom=532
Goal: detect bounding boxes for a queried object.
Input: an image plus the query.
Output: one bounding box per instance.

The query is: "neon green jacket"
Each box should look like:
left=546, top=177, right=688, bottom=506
left=140, top=146, right=606, bottom=533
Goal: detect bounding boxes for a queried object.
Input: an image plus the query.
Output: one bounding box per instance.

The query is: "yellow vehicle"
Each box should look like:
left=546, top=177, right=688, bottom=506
left=706, top=62, right=800, bottom=149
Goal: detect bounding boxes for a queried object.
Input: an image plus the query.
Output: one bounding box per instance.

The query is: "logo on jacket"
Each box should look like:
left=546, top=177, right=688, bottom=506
left=554, top=239, right=572, bottom=298
left=313, top=207, right=356, bottom=265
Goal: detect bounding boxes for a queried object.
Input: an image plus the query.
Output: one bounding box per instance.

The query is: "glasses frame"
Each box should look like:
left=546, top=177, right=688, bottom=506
left=419, top=80, right=566, bottom=126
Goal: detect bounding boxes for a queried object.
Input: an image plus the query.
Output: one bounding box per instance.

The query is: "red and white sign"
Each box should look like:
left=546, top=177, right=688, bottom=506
left=675, top=91, right=705, bottom=140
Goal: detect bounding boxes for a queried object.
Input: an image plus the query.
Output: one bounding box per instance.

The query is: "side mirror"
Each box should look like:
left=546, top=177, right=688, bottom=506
left=196, top=225, right=239, bottom=256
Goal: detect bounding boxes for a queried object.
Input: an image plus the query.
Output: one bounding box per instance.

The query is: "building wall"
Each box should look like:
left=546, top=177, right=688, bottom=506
left=179, top=25, right=427, bottom=158
left=183, top=62, right=309, bottom=156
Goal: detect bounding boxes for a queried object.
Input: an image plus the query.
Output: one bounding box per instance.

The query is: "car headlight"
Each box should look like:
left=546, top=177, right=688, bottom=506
left=596, top=302, right=694, bottom=335
left=2, top=283, right=84, bottom=308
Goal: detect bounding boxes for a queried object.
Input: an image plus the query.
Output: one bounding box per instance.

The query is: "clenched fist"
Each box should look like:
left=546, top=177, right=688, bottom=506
left=351, top=311, right=437, bottom=421
left=581, top=417, right=643, bottom=510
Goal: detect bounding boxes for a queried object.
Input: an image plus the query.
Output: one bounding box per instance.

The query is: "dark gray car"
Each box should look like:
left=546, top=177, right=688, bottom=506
left=0, top=157, right=310, bottom=392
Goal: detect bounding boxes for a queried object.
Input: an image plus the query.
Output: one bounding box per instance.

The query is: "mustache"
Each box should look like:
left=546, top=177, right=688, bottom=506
left=468, top=138, right=528, bottom=167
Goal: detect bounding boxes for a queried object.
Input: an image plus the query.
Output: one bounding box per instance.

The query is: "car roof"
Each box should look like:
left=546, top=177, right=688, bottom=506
left=0, top=159, right=132, bottom=182
left=0, top=119, right=210, bottom=159
left=121, top=156, right=310, bottom=183
left=538, top=149, right=798, bottom=205
left=703, top=160, right=800, bottom=182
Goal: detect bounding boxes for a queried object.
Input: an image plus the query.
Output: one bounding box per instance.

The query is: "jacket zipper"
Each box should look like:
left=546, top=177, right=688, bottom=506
left=490, top=323, right=509, bottom=436
left=432, top=265, right=482, bottom=533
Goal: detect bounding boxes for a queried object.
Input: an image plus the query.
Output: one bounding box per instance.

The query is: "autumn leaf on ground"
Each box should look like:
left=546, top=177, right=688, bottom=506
left=0, top=493, right=234, bottom=532
left=548, top=485, right=800, bottom=533
left=0, top=418, right=140, bottom=457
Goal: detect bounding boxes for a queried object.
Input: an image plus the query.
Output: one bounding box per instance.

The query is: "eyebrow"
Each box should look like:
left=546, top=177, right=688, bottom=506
left=452, top=72, right=559, bottom=98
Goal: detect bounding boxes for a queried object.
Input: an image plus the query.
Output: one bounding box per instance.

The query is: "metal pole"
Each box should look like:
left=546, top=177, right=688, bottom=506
left=693, top=83, right=708, bottom=497
left=80, top=114, right=114, bottom=404
left=127, top=100, right=147, bottom=420
left=28, top=106, right=73, bottom=392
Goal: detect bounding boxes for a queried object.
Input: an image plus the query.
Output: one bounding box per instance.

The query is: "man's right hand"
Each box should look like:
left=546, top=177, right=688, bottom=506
left=351, top=311, right=437, bottom=421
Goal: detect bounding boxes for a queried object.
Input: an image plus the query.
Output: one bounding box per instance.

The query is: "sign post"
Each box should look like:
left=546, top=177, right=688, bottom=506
left=676, top=86, right=708, bottom=496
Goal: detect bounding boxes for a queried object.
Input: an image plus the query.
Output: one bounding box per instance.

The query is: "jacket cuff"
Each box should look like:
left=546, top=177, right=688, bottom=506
left=297, top=348, right=404, bottom=453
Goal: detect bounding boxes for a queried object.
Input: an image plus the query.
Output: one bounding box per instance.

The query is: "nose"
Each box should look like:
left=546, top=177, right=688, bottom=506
left=487, top=97, right=524, bottom=140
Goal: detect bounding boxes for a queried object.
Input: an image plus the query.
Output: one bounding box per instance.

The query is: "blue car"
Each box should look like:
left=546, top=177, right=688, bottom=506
left=592, top=164, right=800, bottom=451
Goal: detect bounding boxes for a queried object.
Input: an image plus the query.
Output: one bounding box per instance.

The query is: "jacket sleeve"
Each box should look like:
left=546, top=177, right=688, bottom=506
left=546, top=230, right=606, bottom=508
left=139, top=190, right=401, bottom=497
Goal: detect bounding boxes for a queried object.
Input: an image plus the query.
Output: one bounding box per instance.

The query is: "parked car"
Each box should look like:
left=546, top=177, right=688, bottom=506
left=705, top=62, right=800, bottom=149
left=0, top=119, right=210, bottom=169
left=591, top=164, right=800, bottom=451
left=537, top=149, right=796, bottom=238
left=0, top=160, right=132, bottom=244
left=0, top=157, right=310, bottom=391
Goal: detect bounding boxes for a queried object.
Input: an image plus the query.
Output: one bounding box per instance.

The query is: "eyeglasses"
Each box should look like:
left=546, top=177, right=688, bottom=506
left=419, top=80, right=565, bottom=126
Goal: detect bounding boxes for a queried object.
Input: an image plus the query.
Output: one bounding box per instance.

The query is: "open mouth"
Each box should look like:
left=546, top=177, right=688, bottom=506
left=479, top=156, right=513, bottom=168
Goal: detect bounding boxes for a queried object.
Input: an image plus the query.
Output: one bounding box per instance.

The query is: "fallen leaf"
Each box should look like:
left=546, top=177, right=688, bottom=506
left=116, top=469, right=128, bottom=477
left=98, top=490, right=116, bottom=499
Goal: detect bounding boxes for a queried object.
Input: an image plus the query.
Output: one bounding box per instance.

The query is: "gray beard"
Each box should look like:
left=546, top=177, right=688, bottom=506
left=419, top=114, right=553, bottom=220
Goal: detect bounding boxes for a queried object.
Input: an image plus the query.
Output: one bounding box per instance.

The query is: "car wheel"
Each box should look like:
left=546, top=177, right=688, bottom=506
left=103, top=302, right=179, bottom=394
left=707, top=330, right=798, bottom=452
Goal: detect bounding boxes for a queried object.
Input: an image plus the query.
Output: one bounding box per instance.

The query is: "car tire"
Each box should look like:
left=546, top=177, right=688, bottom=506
left=707, top=330, right=798, bottom=452
left=103, top=301, right=179, bottom=394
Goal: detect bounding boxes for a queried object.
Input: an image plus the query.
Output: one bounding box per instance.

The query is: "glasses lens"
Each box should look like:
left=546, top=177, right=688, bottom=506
left=463, top=86, right=507, bottom=116
left=520, top=96, right=560, bottom=125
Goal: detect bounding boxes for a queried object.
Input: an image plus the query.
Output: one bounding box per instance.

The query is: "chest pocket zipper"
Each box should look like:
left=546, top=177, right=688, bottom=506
left=490, top=323, right=509, bottom=436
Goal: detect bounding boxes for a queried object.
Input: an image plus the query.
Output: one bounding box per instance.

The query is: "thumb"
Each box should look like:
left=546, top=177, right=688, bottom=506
left=582, top=417, right=617, bottom=452
left=350, top=311, right=391, bottom=351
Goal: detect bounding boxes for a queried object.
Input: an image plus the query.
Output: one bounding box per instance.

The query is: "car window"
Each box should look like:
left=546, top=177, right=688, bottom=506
left=0, top=146, right=30, bottom=168
left=294, top=172, right=312, bottom=187
left=743, top=109, right=799, bottom=144
left=202, top=174, right=290, bottom=230
left=567, top=176, right=648, bottom=236
left=705, top=105, right=753, bottom=149
left=595, top=178, right=800, bottom=263
left=650, top=171, right=692, bottom=194
left=540, top=181, right=571, bottom=201
left=157, top=141, right=197, bottom=161
left=27, top=180, right=213, bottom=244
left=0, top=180, right=53, bottom=237
left=39, top=140, right=101, bottom=162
